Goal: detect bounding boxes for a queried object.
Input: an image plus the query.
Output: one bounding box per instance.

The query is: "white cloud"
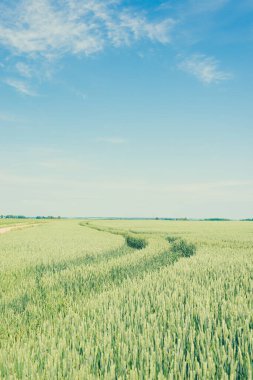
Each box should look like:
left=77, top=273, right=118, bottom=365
left=179, top=54, right=232, bottom=84
left=38, top=158, right=91, bottom=171
left=188, top=0, right=230, bottom=14
left=0, top=0, right=174, bottom=58
left=70, top=87, right=87, bottom=101
left=0, top=1, right=233, bottom=92
left=97, top=137, right=127, bottom=144
left=0, top=113, right=16, bottom=122
left=16, top=62, right=33, bottom=78
left=4, top=78, right=37, bottom=96
left=108, top=13, right=175, bottom=46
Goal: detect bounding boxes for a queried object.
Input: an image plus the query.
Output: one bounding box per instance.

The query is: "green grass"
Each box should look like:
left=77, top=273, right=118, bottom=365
left=0, top=220, right=252, bottom=379
left=125, top=235, right=147, bottom=249
left=170, top=238, right=197, bottom=258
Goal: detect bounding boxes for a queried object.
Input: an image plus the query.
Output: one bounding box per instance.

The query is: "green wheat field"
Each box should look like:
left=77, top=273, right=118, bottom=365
left=0, top=219, right=252, bottom=379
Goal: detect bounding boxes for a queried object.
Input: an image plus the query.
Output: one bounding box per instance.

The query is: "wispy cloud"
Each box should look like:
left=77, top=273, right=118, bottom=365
left=97, top=137, right=127, bottom=144
left=0, top=1, right=234, bottom=92
left=186, top=0, right=230, bottom=14
left=16, top=62, right=33, bottom=78
left=0, top=0, right=174, bottom=58
left=108, top=13, right=175, bottom=46
left=179, top=54, right=232, bottom=84
left=70, top=87, right=87, bottom=101
left=4, top=78, right=37, bottom=96
left=0, top=112, right=17, bottom=122
left=38, top=158, right=91, bottom=172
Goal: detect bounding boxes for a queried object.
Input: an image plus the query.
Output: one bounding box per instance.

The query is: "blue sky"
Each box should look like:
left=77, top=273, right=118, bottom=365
left=0, top=0, right=252, bottom=218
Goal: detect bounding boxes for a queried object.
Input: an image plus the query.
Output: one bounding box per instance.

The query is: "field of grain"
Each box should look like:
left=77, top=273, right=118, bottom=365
left=0, top=220, right=252, bottom=379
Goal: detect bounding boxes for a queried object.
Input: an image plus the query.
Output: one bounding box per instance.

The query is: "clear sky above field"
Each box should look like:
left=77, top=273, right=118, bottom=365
left=0, top=0, right=252, bottom=218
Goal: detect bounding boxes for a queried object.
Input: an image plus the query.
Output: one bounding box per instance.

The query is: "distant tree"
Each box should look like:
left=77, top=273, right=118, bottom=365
left=204, top=218, right=230, bottom=221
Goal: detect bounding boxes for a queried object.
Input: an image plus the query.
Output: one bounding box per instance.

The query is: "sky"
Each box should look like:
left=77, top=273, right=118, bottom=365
left=0, top=0, right=252, bottom=218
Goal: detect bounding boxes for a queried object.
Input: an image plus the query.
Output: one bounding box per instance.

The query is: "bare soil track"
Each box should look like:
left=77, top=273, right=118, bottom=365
left=0, top=227, right=13, bottom=234
left=0, top=224, right=40, bottom=235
